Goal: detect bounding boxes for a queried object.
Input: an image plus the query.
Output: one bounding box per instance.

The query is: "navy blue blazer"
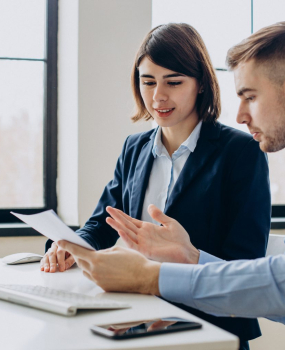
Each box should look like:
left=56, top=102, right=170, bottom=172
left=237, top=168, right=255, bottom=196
left=76, top=121, right=271, bottom=341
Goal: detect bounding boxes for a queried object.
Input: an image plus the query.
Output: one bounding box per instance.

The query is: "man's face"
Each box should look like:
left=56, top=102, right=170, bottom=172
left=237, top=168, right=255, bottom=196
left=234, top=59, right=285, bottom=152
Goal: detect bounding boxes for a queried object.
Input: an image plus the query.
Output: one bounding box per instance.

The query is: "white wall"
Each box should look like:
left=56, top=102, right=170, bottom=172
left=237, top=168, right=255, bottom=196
left=57, top=0, right=152, bottom=226
left=57, top=0, right=79, bottom=226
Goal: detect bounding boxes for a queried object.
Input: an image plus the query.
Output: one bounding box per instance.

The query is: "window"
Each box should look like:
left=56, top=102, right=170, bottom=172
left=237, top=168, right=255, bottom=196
left=0, top=0, right=58, bottom=224
left=152, top=0, right=285, bottom=218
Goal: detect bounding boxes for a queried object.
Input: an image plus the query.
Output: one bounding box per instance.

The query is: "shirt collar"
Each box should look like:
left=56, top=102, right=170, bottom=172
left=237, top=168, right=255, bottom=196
left=152, top=120, right=202, bottom=158
left=152, top=127, right=165, bottom=157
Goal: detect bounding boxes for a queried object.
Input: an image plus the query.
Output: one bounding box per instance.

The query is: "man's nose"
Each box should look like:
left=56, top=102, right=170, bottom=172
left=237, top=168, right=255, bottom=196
left=236, top=101, right=251, bottom=125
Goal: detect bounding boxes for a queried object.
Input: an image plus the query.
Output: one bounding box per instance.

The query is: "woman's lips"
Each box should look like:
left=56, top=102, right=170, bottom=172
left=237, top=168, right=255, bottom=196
left=154, top=108, right=175, bottom=118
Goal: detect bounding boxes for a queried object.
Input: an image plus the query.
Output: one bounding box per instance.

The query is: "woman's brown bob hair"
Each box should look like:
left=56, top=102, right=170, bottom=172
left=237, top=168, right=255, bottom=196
left=131, top=23, right=221, bottom=123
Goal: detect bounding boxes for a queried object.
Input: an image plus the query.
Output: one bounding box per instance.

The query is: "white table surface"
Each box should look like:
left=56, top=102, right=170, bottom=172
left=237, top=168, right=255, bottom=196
left=0, top=260, right=238, bottom=350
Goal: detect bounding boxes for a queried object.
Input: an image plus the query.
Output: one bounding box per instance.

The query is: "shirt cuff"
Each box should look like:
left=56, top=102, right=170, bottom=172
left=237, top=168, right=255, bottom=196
left=198, top=250, right=223, bottom=265
left=158, top=262, right=200, bottom=307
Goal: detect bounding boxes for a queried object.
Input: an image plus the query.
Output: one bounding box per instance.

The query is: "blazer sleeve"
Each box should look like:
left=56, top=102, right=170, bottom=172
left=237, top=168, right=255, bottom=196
left=221, top=138, right=271, bottom=261
left=75, top=136, right=130, bottom=250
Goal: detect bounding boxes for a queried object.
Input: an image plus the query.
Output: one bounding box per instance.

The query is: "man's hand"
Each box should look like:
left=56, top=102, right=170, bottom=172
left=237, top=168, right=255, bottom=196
left=105, top=205, right=200, bottom=264
left=57, top=242, right=161, bottom=295
left=40, top=242, right=75, bottom=273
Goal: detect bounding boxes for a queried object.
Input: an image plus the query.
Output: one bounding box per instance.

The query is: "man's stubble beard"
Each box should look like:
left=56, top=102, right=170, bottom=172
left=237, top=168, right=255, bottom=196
left=260, top=90, right=285, bottom=153
left=261, top=131, right=285, bottom=152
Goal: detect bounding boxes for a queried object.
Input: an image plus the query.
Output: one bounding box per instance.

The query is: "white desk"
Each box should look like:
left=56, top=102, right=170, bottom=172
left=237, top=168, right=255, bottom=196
left=0, top=261, right=238, bottom=350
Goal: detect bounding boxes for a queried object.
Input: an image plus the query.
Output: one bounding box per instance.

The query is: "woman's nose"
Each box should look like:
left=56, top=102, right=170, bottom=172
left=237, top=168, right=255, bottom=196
left=153, top=85, right=168, bottom=102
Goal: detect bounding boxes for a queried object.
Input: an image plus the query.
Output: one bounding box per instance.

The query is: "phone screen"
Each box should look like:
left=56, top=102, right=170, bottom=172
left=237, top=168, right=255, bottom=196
left=90, top=317, right=202, bottom=339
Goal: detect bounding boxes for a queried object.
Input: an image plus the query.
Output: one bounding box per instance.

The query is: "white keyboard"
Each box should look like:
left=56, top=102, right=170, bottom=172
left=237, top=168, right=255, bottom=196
left=0, top=284, right=131, bottom=316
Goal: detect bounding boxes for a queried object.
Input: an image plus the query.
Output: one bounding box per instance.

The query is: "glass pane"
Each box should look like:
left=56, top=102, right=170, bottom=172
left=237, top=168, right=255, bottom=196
left=216, top=70, right=248, bottom=133
left=0, top=0, right=46, bottom=59
left=268, top=150, right=285, bottom=205
left=0, top=61, right=44, bottom=208
left=152, top=0, right=251, bottom=68
left=253, top=0, right=285, bottom=32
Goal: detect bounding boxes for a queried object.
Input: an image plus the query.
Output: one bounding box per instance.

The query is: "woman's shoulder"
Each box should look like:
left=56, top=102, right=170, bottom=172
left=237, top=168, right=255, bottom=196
left=212, top=122, right=266, bottom=163
left=124, top=128, right=157, bottom=148
left=214, top=121, right=258, bottom=148
left=217, top=121, right=251, bottom=140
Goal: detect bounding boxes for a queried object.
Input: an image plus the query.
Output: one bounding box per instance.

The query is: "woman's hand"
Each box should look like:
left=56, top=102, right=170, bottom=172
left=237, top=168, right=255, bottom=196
left=105, top=205, right=200, bottom=264
left=40, top=242, right=75, bottom=273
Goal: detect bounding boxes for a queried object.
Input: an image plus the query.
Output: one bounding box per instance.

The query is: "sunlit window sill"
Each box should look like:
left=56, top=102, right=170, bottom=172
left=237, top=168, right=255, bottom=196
left=0, top=224, right=80, bottom=237
left=0, top=218, right=285, bottom=237
left=0, top=220, right=284, bottom=237
left=271, top=218, right=285, bottom=230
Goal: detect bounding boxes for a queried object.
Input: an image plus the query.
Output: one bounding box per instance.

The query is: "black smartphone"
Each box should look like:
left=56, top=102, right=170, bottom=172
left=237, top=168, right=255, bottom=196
left=90, top=317, right=202, bottom=339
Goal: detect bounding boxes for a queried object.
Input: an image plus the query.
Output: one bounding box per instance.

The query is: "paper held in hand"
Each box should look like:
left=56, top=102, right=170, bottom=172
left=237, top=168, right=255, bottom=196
left=11, top=210, right=95, bottom=251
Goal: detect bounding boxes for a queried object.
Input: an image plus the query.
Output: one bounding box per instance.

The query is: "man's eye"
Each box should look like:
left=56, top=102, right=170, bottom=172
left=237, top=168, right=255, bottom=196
left=168, top=81, right=182, bottom=86
left=245, top=96, right=255, bottom=101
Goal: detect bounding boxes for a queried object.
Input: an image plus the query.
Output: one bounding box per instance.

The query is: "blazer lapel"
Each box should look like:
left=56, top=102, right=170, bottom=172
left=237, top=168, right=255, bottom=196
left=129, top=130, right=156, bottom=219
left=165, top=122, right=221, bottom=213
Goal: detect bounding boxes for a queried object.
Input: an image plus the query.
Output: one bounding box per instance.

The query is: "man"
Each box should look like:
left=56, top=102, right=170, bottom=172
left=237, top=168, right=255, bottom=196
left=58, top=22, right=285, bottom=324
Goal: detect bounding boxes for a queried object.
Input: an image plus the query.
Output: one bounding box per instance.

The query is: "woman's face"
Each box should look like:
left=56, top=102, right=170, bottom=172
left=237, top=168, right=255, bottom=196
left=138, top=57, right=201, bottom=129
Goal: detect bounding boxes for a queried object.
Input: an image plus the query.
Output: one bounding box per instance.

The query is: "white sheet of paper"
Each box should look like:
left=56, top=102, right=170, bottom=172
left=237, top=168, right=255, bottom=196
left=11, top=210, right=95, bottom=251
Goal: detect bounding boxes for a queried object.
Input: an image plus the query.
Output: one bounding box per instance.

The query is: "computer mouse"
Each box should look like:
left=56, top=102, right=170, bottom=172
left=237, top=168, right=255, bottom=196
left=1, top=252, right=44, bottom=265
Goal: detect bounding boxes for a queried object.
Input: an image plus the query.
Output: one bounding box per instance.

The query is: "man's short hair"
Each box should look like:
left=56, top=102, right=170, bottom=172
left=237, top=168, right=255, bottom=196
left=226, top=22, right=285, bottom=84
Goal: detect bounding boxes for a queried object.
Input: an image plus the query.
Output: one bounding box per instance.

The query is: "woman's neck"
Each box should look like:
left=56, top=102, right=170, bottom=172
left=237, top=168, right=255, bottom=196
left=161, top=117, right=200, bottom=157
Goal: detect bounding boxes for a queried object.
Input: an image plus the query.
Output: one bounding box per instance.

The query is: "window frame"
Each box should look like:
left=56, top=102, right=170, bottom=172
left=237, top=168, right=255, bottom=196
left=1, top=0, right=285, bottom=232
left=217, top=0, right=285, bottom=221
left=0, top=0, right=58, bottom=225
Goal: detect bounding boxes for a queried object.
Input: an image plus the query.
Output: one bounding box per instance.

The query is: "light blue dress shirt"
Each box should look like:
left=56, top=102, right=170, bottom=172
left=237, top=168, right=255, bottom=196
left=141, top=121, right=202, bottom=224
left=199, top=250, right=223, bottom=264
left=159, top=254, right=285, bottom=324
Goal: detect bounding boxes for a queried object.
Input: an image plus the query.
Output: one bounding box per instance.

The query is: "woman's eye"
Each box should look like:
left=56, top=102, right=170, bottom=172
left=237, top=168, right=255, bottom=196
left=168, top=81, right=182, bottom=86
left=142, top=81, right=155, bottom=86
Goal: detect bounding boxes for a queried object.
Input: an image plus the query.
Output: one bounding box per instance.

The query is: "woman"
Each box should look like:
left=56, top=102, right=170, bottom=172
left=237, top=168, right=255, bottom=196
left=42, top=24, right=270, bottom=349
